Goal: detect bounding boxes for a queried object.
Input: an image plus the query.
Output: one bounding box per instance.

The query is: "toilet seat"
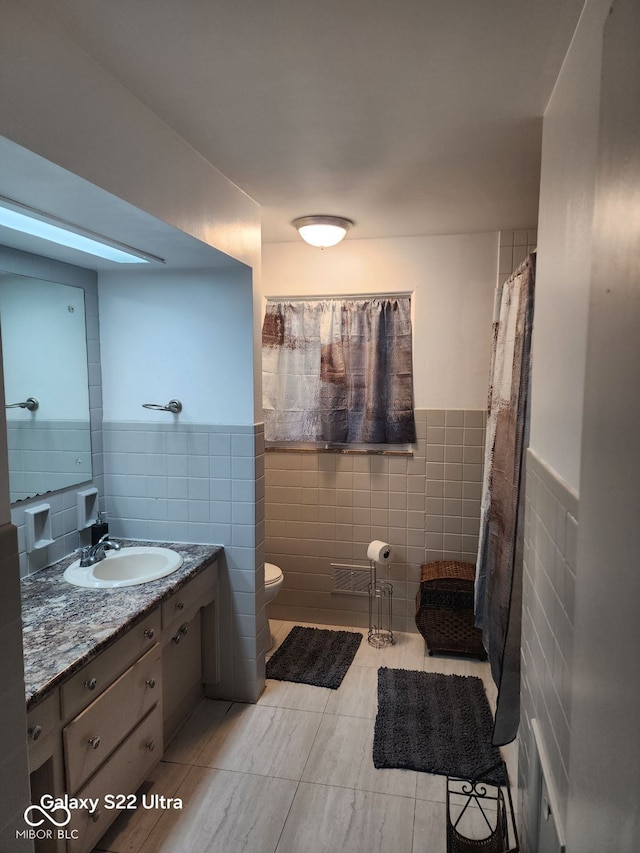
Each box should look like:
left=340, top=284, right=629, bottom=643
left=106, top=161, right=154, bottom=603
left=265, top=562, right=283, bottom=586
left=264, top=562, right=284, bottom=652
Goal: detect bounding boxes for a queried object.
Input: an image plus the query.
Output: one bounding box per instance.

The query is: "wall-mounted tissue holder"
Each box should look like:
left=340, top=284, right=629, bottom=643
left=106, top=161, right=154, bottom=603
left=77, top=487, right=99, bottom=530
left=25, top=503, right=54, bottom=553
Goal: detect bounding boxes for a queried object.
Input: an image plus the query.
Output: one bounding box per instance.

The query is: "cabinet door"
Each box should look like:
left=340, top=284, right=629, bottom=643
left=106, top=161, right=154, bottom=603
left=162, top=608, right=202, bottom=743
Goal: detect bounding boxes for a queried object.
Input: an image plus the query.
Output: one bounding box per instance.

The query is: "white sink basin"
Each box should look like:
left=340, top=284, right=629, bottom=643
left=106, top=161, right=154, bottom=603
left=63, top=546, right=183, bottom=589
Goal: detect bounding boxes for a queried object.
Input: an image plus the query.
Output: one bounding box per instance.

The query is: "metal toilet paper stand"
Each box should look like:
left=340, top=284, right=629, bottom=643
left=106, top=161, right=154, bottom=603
left=368, top=556, right=394, bottom=648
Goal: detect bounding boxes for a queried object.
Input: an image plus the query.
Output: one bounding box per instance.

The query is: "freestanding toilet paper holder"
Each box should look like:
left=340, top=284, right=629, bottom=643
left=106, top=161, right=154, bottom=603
left=368, top=555, right=395, bottom=648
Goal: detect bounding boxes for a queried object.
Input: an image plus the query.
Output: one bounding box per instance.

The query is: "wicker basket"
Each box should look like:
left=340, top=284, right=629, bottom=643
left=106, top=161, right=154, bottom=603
left=415, top=561, right=486, bottom=659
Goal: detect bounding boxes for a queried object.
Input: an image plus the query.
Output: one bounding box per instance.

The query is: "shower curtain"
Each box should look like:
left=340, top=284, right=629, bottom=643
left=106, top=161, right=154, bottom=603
left=475, top=253, right=536, bottom=746
left=262, top=297, right=416, bottom=445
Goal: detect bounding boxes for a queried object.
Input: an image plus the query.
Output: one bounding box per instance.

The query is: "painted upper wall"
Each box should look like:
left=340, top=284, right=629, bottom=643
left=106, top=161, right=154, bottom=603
left=529, top=0, right=609, bottom=492
left=262, top=233, right=499, bottom=410
left=99, top=269, right=255, bottom=425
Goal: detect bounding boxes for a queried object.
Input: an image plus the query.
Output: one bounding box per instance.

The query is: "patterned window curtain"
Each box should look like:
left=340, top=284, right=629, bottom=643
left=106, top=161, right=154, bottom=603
left=262, top=297, right=416, bottom=445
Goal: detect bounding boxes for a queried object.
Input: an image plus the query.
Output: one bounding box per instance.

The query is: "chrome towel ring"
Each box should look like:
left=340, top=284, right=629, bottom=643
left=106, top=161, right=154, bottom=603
left=6, top=397, right=39, bottom=411
left=142, top=399, right=182, bottom=414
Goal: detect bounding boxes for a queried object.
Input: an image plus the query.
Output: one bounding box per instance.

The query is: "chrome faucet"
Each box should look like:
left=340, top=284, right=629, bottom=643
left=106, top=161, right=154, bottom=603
left=77, top=534, right=122, bottom=567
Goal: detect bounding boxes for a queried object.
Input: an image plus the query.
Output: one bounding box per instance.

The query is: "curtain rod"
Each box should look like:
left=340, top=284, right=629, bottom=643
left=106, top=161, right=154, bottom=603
left=265, top=291, right=413, bottom=302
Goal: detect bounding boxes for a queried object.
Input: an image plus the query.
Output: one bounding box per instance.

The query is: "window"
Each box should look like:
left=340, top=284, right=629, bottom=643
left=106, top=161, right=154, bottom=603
left=262, top=296, right=416, bottom=448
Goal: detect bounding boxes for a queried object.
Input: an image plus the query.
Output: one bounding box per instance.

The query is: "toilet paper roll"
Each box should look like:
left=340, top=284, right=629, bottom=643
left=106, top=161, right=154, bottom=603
left=367, top=540, right=392, bottom=563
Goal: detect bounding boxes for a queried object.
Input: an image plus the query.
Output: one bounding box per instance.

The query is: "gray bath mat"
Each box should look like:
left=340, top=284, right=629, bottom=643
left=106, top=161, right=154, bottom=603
left=373, top=668, right=507, bottom=785
left=266, top=626, right=362, bottom=689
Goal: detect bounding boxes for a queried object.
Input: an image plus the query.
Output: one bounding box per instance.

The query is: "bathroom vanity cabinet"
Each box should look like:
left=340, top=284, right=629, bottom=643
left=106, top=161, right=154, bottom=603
left=23, top=551, right=219, bottom=853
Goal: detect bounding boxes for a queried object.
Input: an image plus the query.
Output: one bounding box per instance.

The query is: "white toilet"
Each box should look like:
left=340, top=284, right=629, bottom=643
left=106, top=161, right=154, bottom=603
left=264, top=561, right=284, bottom=650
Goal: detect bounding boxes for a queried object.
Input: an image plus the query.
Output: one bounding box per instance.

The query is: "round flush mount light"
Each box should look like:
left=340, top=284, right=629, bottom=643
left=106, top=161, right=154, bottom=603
left=292, top=215, right=354, bottom=248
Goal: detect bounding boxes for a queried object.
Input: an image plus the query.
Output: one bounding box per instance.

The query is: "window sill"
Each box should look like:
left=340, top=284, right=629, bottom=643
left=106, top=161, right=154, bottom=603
left=265, top=442, right=413, bottom=456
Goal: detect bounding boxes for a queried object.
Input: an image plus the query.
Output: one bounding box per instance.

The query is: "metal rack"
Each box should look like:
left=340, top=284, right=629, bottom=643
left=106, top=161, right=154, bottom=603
left=367, top=558, right=394, bottom=648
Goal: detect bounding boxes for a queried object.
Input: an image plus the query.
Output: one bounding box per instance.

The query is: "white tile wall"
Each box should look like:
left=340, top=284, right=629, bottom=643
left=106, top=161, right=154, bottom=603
left=6, top=420, right=91, bottom=502
left=498, top=230, right=538, bottom=286
left=265, top=408, right=486, bottom=632
left=518, top=448, right=578, bottom=849
left=103, top=420, right=266, bottom=702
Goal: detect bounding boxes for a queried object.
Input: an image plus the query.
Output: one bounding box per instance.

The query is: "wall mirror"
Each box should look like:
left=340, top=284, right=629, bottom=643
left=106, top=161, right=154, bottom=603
left=0, top=272, right=92, bottom=502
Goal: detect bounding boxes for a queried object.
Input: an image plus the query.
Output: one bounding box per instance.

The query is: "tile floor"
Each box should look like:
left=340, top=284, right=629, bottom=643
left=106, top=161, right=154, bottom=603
left=94, top=621, right=518, bottom=853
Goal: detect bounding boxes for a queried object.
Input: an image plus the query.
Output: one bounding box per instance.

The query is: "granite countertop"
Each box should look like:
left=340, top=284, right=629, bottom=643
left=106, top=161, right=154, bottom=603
left=21, top=540, right=222, bottom=710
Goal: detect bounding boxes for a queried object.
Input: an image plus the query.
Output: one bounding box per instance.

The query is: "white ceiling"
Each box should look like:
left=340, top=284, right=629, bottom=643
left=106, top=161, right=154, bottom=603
left=30, top=0, right=584, bottom=244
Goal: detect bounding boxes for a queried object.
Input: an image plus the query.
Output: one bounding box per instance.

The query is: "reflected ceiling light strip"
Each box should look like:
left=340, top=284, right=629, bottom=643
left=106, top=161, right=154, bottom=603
left=0, top=195, right=165, bottom=264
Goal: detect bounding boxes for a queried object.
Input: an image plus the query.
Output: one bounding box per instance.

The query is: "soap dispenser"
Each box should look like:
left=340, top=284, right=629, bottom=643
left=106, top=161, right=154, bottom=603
left=91, top=510, right=109, bottom=545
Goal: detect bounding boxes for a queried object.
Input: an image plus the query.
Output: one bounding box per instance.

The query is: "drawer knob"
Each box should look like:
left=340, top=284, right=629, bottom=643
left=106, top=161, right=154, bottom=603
left=29, top=725, right=42, bottom=742
left=175, top=601, right=185, bottom=610
left=145, top=739, right=156, bottom=752
left=180, top=623, right=189, bottom=636
left=146, top=678, right=156, bottom=689
left=84, top=677, right=98, bottom=691
left=144, top=628, right=155, bottom=639
left=88, top=736, right=101, bottom=750
left=172, top=632, right=182, bottom=645
left=90, top=809, right=101, bottom=823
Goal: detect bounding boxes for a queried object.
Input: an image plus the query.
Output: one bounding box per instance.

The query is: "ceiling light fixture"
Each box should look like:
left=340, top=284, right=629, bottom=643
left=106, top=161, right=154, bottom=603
left=293, top=215, right=354, bottom=248
left=0, top=195, right=164, bottom=264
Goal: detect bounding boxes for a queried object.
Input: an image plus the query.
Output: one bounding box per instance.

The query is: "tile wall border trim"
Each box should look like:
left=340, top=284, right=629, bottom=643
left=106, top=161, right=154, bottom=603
left=102, top=422, right=256, bottom=433
left=527, top=447, right=579, bottom=521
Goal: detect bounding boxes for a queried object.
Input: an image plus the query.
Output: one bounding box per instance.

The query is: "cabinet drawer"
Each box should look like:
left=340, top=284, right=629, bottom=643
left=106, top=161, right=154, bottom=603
left=63, top=644, right=161, bottom=794
left=61, top=609, right=161, bottom=722
left=26, top=688, right=60, bottom=763
left=67, top=703, right=162, bottom=853
left=162, top=562, right=216, bottom=637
